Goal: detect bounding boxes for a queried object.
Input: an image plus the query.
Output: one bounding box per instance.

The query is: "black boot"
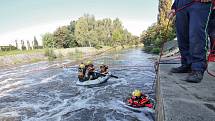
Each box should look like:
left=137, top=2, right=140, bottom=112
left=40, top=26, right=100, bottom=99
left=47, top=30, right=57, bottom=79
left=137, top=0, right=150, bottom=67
left=184, top=71, right=204, bottom=83
left=170, top=65, right=191, bottom=73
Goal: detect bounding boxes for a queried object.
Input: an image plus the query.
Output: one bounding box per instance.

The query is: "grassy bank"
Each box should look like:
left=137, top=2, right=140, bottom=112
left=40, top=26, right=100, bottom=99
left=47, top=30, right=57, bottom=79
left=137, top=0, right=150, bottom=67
left=0, top=46, right=114, bottom=67
left=0, top=49, right=45, bottom=56
left=0, top=45, right=143, bottom=67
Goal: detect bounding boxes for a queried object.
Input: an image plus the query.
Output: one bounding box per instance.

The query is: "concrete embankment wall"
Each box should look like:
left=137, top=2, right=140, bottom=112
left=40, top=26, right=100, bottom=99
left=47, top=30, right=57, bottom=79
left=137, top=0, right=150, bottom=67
left=156, top=62, right=215, bottom=121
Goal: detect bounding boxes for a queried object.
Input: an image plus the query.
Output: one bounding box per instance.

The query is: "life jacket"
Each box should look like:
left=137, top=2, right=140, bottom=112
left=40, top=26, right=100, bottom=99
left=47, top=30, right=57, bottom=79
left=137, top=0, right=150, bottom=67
left=78, top=67, right=86, bottom=79
left=127, top=94, right=153, bottom=108
left=100, top=65, right=109, bottom=74
left=86, top=64, right=95, bottom=73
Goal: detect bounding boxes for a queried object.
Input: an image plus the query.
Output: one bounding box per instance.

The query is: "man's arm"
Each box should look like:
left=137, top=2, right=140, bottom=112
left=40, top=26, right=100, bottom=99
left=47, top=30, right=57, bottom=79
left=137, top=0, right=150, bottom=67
left=168, top=1, right=176, bottom=19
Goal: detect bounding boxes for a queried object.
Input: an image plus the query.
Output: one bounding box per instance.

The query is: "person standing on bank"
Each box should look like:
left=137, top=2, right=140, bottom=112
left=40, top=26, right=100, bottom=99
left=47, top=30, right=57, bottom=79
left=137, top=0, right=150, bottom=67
left=168, top=0, right=212, bottom=83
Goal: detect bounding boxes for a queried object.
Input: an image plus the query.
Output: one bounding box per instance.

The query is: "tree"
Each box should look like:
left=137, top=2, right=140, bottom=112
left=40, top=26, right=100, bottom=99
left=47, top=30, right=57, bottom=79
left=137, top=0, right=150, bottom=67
left=75, top=14, right=97, bottom=47
left=67, top=20, right=78, bottom=47
left=112, top=29, right=123, bottom=46
left=111, top=18, right=125, bottom=46
left=53, top=26, right=71, bottom=48
left=68, top=21, right=76, bottom=33
left=158, top=0, right=172, bottom=25
left=67, top=34, right=78, bottom=47
left=42, top=33, right=55, bottom=48
left=94, top=18, right=113, bottom=46
left=33, top=36, right=39, bottom=49
left=113, top=18, right=123, bottom=30
left=41, top=14, right=138, bottom=48
left=140, top=0, right=176, bottom=53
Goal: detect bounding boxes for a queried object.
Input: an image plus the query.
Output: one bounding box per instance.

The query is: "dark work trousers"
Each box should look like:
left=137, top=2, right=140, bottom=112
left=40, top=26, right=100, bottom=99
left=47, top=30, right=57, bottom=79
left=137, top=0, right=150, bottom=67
left=208, top=10, right=215, bottom=53
left=175, top=1, right=211, bottom=72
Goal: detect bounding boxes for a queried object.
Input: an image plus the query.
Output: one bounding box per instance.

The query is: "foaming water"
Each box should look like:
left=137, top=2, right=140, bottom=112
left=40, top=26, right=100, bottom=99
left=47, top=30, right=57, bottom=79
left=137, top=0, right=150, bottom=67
left=0, top=48, right=155, bottom=121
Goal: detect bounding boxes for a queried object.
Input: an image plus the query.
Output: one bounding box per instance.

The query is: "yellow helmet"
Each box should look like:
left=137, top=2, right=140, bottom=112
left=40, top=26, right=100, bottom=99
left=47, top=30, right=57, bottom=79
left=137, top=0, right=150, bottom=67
left=79, top=64, right=85, bottom=68
left=132, top=90, right=142, bottom=97
left=86, top=60, right=93, bottom=65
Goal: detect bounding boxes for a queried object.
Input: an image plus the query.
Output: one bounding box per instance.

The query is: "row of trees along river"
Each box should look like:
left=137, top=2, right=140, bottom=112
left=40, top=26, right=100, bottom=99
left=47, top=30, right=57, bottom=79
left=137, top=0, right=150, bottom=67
left=43, top=0, right=176, bottom=54
left=42, top=14, right=140, bottom=49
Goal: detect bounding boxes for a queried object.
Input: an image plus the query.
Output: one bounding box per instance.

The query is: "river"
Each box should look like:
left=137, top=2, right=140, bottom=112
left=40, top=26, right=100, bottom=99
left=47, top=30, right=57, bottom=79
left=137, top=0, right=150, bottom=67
left=0, top=48, right=156, bottom=121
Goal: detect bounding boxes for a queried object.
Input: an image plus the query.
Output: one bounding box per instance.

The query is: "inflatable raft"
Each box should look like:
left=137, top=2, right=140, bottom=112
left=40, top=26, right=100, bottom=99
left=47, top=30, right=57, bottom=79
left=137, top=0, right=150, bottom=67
left=76, top=73, right=111, bottom=86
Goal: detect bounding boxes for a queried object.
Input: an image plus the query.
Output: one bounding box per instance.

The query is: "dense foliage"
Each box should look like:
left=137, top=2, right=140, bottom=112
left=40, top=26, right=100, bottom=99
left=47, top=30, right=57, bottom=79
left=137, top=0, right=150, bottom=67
left=0, top=45, right=17, bottom=51
left=43, top=14, right=140, bottom=48
left=140, top=0, right=176, bottom=54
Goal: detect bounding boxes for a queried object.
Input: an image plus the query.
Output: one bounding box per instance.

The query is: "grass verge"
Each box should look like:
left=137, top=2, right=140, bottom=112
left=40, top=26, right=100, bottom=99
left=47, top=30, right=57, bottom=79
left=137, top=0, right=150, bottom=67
left=0, top=49, right=44, bottom=56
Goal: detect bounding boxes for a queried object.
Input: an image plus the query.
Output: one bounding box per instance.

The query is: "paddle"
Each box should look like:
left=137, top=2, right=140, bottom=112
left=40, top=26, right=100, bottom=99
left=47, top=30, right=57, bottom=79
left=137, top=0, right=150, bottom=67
left=110, top=75, right=119, bottom=79
left=96, top=72, right=119, bottom=79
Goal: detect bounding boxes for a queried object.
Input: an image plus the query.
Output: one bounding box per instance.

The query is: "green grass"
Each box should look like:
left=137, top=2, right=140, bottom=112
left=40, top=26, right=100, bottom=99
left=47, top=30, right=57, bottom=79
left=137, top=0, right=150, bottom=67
left=0, top=49, right=45, bottom=56
left=31, top=58, right=44, bottom=63
left=68, top=48, right=83, bottom=60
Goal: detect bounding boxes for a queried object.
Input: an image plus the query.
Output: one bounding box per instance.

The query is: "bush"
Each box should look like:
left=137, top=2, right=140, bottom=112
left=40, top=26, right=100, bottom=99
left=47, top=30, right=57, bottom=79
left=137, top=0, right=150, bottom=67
left=151, top=48, right=160, bottom=54
left=144, top=46, right=153, bottom=52
left=95, top=45, right=103, bottom=49
left=0, top=46, right=17, bottom=51
left=21, top=46, right=26, bottom=50
left=44, top=48, right=57, bottom=60
left=37, top=46, right=44, bottom=49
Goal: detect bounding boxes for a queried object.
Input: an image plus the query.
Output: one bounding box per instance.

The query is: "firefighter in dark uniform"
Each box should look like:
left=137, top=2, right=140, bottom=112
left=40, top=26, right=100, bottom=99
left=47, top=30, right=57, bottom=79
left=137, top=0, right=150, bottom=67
left=169, top=0, right=212, bottom=83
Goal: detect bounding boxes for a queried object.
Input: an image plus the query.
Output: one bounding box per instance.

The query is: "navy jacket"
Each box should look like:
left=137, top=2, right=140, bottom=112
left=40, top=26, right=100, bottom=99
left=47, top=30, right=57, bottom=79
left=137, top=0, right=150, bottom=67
left=171, top=0, right=212, bottom=10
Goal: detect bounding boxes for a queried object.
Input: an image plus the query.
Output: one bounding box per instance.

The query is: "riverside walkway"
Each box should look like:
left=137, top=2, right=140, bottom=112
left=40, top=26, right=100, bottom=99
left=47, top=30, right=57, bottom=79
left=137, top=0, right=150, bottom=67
left=156, top=60, right=215, bottom=121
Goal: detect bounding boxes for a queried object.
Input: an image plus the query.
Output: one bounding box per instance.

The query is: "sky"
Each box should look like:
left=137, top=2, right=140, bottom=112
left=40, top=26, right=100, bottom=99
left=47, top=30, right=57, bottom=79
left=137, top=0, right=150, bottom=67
left=0, top=0, right=159, bottom=46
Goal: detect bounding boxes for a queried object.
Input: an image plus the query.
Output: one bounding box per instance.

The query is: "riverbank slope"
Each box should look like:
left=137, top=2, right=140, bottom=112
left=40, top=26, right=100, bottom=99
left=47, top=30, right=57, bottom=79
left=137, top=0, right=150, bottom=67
left=0, top=45, right=143, bottom=67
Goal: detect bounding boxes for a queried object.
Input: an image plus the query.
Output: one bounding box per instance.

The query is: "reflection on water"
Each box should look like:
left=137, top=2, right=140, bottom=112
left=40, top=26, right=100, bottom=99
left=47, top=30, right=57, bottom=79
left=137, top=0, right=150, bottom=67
left=0, top=48, right=155, bottom=121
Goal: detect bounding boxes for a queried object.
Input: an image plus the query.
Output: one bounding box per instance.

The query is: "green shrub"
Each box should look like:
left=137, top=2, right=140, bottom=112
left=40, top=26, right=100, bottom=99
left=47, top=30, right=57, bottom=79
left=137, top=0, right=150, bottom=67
left=44, top=48, right=57, bottom=60
left=68, top=49, right=83, bottom=59
left=0, top=46, right=17, bottom=51
left=144, top=46, right=153, bottom=52
left=58, top=52, right=63, bottom=58
left=95, top=45, right=103, bottom=49
left=151, top=48, right=160, bottom=54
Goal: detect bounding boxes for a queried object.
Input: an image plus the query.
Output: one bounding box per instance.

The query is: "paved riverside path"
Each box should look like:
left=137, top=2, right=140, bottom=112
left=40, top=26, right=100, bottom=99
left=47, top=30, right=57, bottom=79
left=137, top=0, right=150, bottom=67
left=158, top=61, right=215, bottom=121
